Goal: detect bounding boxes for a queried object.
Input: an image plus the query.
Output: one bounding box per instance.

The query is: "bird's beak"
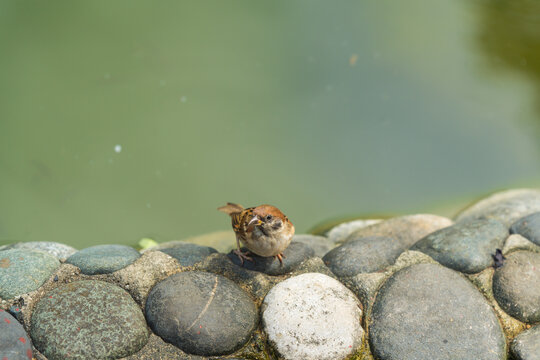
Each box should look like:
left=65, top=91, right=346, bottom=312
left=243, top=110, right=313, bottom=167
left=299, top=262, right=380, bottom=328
left=248, top=216, right=263, bottom=226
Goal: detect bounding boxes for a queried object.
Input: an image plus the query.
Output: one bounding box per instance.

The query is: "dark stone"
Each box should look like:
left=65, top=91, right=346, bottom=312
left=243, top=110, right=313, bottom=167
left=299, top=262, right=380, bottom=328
left=197, top=253, right=277, bottom=302
left=30, top=280, right=148, bottom=359
left=66, top=244, right=141, bottom=275
left=145, top=271, right=258, bottom=356
left=511, top=212, right=540, bottom=246
left=323, top=236, right=405, bottom=277
left=8, top=305, right=23, bottom=322
left=226, top=241, right=315, bottom=276
left=121, top=333, right=205, bottom=360
left=493, top=251, right=540, bottom=323
left=412, top=219, right=508, bottom=273
left=0, top=249, right=60, bottom=300
left=512, top=324, right=540, bottom=360
left=156, top=242, right=217, bottom=267
left=370, top=263, right=506, bottom=360
left=0, top=309, right=33, bottom=360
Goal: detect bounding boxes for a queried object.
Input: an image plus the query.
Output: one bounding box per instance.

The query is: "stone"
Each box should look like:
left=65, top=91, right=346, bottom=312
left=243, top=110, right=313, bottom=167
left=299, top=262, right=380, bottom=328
left=66, top=244, right=141, bottom=275
left=369, top=263, right=506, bottom=360
left=0, top=242, right=76, bottom=261
left=493, top=251, right=540, bottom=323
left=455, top=188, right=540, bottom=227
left=0, top=309, right=33, bottom=360
left=289, top=256, right=336, bottom=278
left=262, top=273, right=364, bottom=360
left=511, top=212, right=540, bottom=246
left=323, top=236, right=405, bottom=277
left=466, top=267, right=527, bottom=340
left=145, top=271, right=258, bottom=356
left=512, top=325, right=540, bottom=360
left=30, top=280, right=148, bottom=359
left=196, top=253, right=277, bottom=303
left=121, top=333, right=205, bottom=360
left=411, top=219, right=508, bottom=273
left=503, top=234, right=540, bottom=255
left=292, top=234, right=334, bottom=257
left=153, top=241, right=218, bottom=267
left=111, top=250, right=183, bottom=306
left=226, top=241, right=315, bottom=276
left=340, top=250, right=435, bottom=317
left=326, top=219, right=382, bottom=244
left=0, top=249, right=60, bottom=300
left=343, top=214, right=453, bottom=248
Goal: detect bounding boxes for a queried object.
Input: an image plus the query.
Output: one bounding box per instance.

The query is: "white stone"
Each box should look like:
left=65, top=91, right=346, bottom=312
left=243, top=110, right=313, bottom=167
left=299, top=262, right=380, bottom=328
left=262, top=273, right=364, bottom=360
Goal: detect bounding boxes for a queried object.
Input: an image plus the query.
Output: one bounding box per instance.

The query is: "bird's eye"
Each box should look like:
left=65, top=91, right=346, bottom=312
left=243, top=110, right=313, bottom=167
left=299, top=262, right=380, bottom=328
left=265, top=215, right=273, bottom=221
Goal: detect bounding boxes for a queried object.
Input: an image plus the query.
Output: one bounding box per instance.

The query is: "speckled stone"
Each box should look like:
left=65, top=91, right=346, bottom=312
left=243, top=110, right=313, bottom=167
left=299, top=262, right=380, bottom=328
left=227, top=241, right=315, bottom=275
left=145, top=271, right=258, bottom=356
left=493, top=251, right=540, bottom=323
left=512, top=325, right=540, bottom=360
left=455, top=188, right=540, bottom=227
left=30, top=280, right=148, bottom=360
left=370, top=263, right=506, bottom=360
left=412, top=219, right=508, bottom=273
left=0, top=249, right=60, bottom=300
left=66, top=244, right=141, bottom=275
left=292, top=234, right=334, bottom=257
left=323, top=236, right=405, bottom=277
left=154, top=242, right=217, bottom=267
left=0, top=309, right=33, bottom=360
left=0, top=242, right=76, bottom=261
left=511, top=212, right=540, bottom=246
left=343, top=214, right=453, bottom=248
left=262, top=273, right=364, bottom=360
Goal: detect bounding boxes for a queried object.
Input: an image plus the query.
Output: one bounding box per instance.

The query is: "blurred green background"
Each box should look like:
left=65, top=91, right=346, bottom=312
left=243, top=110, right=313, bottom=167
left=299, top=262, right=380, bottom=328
left=1, top=0, right=540, bottom=249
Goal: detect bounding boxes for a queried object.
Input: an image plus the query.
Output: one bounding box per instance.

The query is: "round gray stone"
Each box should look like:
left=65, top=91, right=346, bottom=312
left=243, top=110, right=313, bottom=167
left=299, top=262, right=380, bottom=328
left=30, top=280, right=148, bottom=359
left=292, top=234, right=334, bottom=257
left=511, top=212, right=540, bottom=246
left=370, top=263, right=506, bottom=360
left=0, top=249, right=60, bottom=300
left=262, top=273, right=364, bottom=360
left=0, top=309, right=33, bottom=360
left=323, top=236, right=405, bottom=277
left=343, top=214, right=452, bottom=247
left=145, top=271, right=257, bottom=356
left=156, top=242, right=217, bottom=267
left=512, top=325, right=540, bottom=360
left=227, top=241, right=315, bottom=275
left=0, top=242, right=76, bottom=261
left=493, top=251, right=540, bottom=323
left=326, top=219, right=382, bottom=244
left=411, top=219, right=508, bottom=273
left=455, top=188, right=540, bottom=227
left=66, top=244, right=141, bottom=275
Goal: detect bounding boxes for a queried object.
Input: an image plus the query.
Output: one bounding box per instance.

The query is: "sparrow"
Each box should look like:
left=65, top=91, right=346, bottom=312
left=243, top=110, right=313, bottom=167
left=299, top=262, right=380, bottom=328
left=218, top=203, right=295, bottom=265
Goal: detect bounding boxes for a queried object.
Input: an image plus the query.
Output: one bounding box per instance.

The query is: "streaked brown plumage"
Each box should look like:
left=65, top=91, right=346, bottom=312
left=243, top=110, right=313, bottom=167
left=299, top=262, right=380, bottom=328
left=218, top=202, right=295, bottom=265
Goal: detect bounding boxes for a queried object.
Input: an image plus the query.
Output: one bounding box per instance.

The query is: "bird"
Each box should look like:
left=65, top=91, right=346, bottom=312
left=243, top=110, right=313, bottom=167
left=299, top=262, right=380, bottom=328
left=218, top=203, right=295, bottom=265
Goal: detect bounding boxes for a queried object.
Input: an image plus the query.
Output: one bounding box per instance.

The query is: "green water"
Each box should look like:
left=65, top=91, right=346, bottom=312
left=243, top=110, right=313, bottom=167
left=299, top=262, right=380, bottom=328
left=1, top=0, right=540, bottom=249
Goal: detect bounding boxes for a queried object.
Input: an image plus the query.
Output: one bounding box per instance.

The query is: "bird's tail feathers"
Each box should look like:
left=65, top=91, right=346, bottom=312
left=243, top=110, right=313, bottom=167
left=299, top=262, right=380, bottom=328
left=217, top=202, right=244, bottom=215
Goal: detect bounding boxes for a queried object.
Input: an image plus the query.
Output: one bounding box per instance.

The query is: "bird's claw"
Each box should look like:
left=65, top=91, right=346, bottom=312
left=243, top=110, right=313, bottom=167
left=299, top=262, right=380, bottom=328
left=234, top=249, right=253, bottom=265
